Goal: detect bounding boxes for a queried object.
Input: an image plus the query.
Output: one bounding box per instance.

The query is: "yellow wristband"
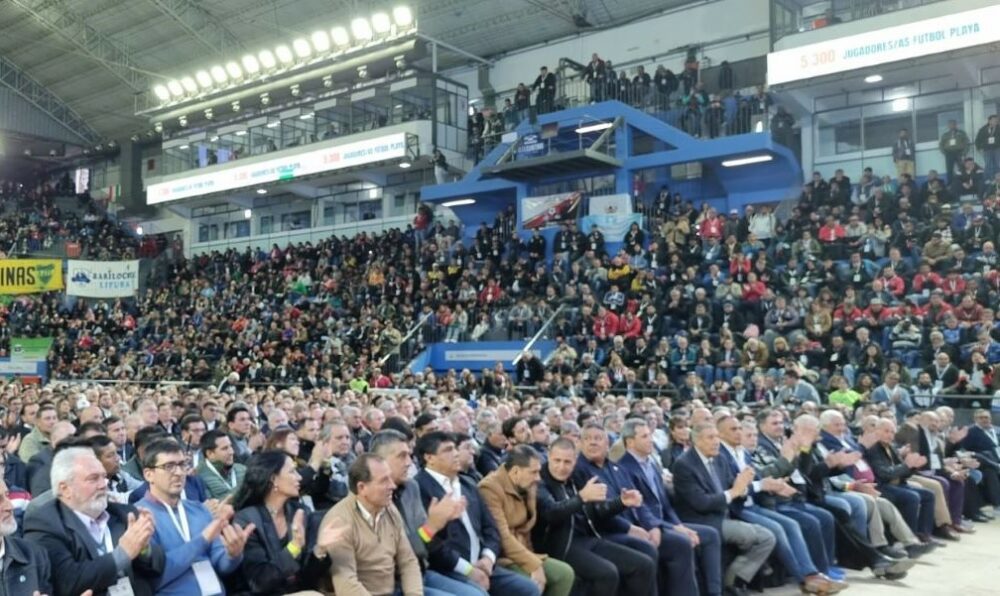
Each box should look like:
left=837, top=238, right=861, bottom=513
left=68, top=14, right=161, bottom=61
left=286, top=542, right=302, bottom=557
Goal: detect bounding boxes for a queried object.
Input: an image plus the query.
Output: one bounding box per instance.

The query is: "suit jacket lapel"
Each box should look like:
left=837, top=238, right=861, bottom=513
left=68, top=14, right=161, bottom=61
left=60, top=503, right=101, bottom=560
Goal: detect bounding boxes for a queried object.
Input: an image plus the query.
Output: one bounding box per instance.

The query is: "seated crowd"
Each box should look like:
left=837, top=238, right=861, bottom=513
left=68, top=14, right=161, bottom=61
left=0, top=380, right=997, bottom=596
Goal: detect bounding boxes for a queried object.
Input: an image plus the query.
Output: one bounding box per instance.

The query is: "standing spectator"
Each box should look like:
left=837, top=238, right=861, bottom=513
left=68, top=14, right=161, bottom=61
left=975, top=114, right=1000, bottom=180
left=433, top=148, right=448, bottom=185
left=771, top=107, right=795, bottom=148
left=893, top=128, right=916, bottom=178
left=583, top=53, right=607, bottom=103
left=633, top=65, right=652, bottom=107
left=939, top=119, right=970, bottom=180
left=532, top=66, right=557, bottom=115
left=514, top=83, right=532, bottom=120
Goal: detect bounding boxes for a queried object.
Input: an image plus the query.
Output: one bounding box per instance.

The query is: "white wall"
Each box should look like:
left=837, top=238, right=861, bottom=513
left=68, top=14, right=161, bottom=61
left=445, top=0, right=771, bottom=96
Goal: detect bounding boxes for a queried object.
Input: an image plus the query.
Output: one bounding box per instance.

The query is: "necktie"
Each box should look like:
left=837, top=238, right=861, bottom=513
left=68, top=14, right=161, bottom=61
left=706, top=458, right=723, bottom=492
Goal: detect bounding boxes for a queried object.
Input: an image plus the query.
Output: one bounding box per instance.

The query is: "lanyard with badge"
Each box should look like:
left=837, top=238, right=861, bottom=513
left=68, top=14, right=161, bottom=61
left=98, top=524, right=134, bottom=596
left=165, top=502, right=223, bottom=596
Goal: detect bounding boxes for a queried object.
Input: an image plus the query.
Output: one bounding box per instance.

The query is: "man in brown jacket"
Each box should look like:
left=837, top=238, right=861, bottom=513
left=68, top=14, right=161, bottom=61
left=479, top=445, right=575, bottom=596
left=325, top=453, right=424, bottom=595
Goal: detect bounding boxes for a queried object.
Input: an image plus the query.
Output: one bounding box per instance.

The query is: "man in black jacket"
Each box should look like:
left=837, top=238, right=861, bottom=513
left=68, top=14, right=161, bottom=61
left=532, top=66, right=557, bottom=114
left=23, top=447, right=165, bottom=596
left=0, top=478, right=53, bottom=596
left=535, top=438, right=656, bottom=596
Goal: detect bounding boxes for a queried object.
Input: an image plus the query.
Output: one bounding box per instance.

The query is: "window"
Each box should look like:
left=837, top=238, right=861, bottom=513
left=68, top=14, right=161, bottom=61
left=198, top=224, right=219, bottom=243
left=260, top=216, right=274, bottom=235
left=862, top=102, right=911, bottom=151
left=280, top=211, right=311, bottom=231
left=816, top=107, right=861, bottom=156
left=224, top=220, right=250, bottom=239
left=915, top=92, right=965, bottom=144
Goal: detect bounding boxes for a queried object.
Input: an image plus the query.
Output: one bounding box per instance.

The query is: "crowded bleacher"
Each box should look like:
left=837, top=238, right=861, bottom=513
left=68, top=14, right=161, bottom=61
left=2, top=0, right=1000, bottom=595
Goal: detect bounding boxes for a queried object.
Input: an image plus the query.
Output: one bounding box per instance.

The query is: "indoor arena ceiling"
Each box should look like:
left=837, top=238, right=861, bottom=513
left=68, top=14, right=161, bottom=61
left=0, top=0, right=696, bottom=142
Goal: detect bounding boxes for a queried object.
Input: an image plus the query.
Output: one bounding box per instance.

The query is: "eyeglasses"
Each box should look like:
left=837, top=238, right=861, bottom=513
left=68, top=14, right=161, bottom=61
left=153, top=461, right=191, bottom=474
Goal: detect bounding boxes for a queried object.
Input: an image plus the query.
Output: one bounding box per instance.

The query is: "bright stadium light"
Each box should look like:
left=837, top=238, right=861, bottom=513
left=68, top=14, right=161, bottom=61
left=180, top=76, right=198, bottom=93
left=242, top=54, right=260, bottom=74
left=371, top=12, right=391, bottom=34
left=225, top=61, right=243, bottom=79
left=311, top=30, right=331, bottom=52
left=293, top=38, right=312, bottom=59
left=210, top=65, right=228, bottom=83
left=351, top=17, right=373, bottom=41
left=258, top=49, right=277, bottom=69
left=393, top=6, right=413, bottom=28
left=275, top=45, right=294, bottom=64
left=167, top=80, right=184, bottom=97
left=331, top=26, right=350, bottom=46
left=153, top=85, right=171, bottom=101
left=195, top=70, right=213, bottom=88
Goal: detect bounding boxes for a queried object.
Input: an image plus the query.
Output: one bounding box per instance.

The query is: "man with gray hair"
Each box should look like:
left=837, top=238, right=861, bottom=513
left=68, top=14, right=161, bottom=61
left=24, top=447, right=165, bottom=596
left=672, top=421, right=777, bottom=596
left=310, top=420, right=355, bottom=511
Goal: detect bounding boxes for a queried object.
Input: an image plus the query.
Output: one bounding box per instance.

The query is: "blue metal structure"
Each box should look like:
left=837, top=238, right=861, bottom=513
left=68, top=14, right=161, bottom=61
left=421, top=100, right=802, bottom=251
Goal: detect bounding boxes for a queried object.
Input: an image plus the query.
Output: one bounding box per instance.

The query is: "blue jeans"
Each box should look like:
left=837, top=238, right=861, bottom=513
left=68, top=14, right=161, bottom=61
left=446, top=565, right=540, bottom=596
left=740, top=506, right=818, bottom=583
left=776, top=501, right=835, bottom=573
left=425, top=570, right=488, bottom=596
left=824, top=493, right=868, bottom=538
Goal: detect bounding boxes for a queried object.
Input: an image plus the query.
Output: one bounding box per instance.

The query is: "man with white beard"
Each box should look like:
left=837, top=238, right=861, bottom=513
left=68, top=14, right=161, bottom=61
left=24, top=447, right=165, bottom=596
left=0, top=478, right=55, bottom=595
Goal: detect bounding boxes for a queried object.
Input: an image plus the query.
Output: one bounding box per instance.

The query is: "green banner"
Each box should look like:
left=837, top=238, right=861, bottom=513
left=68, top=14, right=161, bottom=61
left=10, top=337, right=53, bottom=362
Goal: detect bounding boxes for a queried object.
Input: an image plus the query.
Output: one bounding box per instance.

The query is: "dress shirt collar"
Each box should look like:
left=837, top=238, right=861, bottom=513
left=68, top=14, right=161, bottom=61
left=355, top=499, right=384, bottom=529
left=425, top=467, right=462, bottom=497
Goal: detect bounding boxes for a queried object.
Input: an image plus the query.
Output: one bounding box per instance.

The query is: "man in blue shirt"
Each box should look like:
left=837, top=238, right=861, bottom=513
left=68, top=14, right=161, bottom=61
left=138, top=438, right=252, bottom=595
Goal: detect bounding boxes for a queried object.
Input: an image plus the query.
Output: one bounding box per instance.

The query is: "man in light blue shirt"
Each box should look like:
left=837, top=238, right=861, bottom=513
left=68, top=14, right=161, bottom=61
left=138, top=439, right=252, bottom=595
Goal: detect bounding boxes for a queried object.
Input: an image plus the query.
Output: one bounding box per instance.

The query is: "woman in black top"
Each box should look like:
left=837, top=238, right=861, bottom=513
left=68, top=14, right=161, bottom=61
left=228, top=450, right=343, bottom=595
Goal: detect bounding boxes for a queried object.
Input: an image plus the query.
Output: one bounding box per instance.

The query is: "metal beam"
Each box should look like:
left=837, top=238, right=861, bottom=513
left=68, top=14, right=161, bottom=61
left=0, top=55, right=101, bottom=144
left=9, top=0, right=150, bottom=92
left=145, top=0, right=244, bottom=56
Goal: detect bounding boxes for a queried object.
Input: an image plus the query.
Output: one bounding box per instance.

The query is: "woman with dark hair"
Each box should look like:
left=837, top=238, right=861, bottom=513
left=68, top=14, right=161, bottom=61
left=264, top=426, right=328, bottom=503
left=228, top=450, right=343, bottom=595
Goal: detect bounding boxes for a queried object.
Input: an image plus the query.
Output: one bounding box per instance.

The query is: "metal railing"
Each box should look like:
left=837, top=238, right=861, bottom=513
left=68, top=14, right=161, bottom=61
left=514, top=304, right=566, bottom=366
left=379, top=311, right=434, bottom=373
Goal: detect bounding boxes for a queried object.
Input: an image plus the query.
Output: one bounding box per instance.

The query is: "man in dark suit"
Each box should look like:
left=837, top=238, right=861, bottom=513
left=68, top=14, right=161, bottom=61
left=618, top=419, right=723, bottom=596
left=27, top=420, right=77, bottom=496
left=531, top=66, right=557, bottom=114
left=960, top=409, right=1000, bottom=513
left=414, top=433, right=538, bottom=596
left=672, top=422, right=776, bottom=596
left=0, top=478, right=53, bottom=596
left=23, top=446, right=165, bottom=596
left=537, top=437, right=656, bottom=596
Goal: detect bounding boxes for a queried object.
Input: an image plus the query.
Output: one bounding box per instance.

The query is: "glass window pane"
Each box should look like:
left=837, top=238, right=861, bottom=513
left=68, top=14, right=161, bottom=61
left=916, top=104, right=963, bottom=144
left=816, top=107, right=861, bottom=156
left=862, top=102, right=911, bottom=151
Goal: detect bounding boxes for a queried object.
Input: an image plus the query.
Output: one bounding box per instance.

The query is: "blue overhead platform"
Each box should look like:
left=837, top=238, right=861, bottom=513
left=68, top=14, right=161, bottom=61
left=422, top=100, right=801, bottom=245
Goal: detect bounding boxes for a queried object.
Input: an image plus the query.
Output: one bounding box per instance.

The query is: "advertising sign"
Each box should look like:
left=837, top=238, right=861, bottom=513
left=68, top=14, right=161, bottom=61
left=66, top=260, right=140, bottom=298
left=767, top=5, right=1000, bottom=85
left=10, top=338, right=53, bottom=362
left=521, top=192, right=582, bottom=230
left=147, top=133, right=408, bottom=204
left=0, top=259, right=63, bottom=294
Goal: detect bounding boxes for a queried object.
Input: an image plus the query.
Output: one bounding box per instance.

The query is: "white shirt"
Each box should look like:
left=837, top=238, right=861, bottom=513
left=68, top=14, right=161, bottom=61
left=424, top=468, right=495, bottom=573
left=355, top=500, right=385, bottom=530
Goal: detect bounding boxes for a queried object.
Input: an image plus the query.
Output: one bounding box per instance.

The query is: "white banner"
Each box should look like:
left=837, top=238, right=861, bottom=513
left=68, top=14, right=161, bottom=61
left=67, top=260, right=140, bottom=297
left=521, top=192, right=581, bottom=229
left=589, top=193, right=632, bottom=216
left=146, top=133, right=408, bottom=204
left=767, top=5, right=1000, bottom=86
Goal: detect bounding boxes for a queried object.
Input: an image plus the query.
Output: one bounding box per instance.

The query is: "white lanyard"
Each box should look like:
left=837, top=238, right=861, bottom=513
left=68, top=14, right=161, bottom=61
left=99, top=523, right=114, bottom=555
left=164, top=502, right=191, bottom=541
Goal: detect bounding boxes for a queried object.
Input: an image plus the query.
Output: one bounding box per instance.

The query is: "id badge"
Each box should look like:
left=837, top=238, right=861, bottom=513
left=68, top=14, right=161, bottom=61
left=790, top=469, right=807, bottom=485
left=192, top=560, right=223, bottom=595
left=930, top=453, right=942, bottom=470
left=989, top=136, right=996, bottom=145
left=949, top=138, right=957, bottom=146
left=855, top=459, right=871, bottom=472
left=108, top=578, right=135, bottom=596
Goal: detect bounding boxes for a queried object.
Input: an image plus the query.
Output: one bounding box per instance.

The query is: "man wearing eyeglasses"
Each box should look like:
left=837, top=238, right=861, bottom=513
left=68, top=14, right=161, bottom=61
left=137, top=438, right=253, bottom=596
left=23, top=446, right=166, bottom=596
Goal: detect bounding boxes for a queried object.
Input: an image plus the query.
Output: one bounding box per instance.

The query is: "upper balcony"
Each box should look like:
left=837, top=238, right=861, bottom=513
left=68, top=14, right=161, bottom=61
left=771, top=0, right=953, bottom=48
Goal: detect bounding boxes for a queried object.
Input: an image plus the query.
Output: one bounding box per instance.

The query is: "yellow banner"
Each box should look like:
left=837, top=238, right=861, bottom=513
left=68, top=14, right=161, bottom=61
left=0, top=259, right=63, bottom=294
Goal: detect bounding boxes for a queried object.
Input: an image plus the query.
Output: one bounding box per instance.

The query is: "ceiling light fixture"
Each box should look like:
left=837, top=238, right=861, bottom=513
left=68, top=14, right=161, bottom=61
left=721, top=154, right=773, bottom=167
left=258, top=49, right=277, bottom=69
left=167, top=80, right=184, bottom=97
left=275, top=45, right=294, bottom=64
left=371, top=12, right=392, bottom=34
left=225, top=61, right=243, bottom=79
left=398, top=159, right=412, bottom=168
left=180, top=76, right=198, bottom=93
left=864, top=74, right=883, bottom=84
left=242, top=54, right=260, bottom=74
left=195, top=70, right=213, bottom=88
left=393, top=6, right=413, bottom=28
left=153, top=85, right=171, bottom=101
left=351, top=17, right=373, bottom=41
left=293, top=38, right=312, bottom=59
left=210, top=65, right=228, bottom=83
left=331, top=26, right=351, bottom=46
left=891, top=97, right=911, bottom=112
left=442, top=198, right=475, bottom=207
left=256, top=188, right=267, bottom=195
left=311, top=31, right=331, bottom=52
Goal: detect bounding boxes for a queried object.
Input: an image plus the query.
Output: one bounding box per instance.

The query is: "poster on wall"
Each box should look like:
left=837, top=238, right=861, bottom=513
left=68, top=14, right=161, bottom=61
left=10, top=337, right=53, bottom=362
left=521, top=192, right=582, bottom=230
left=580, top=213, right=644, bottom=240
left=0, top=259, right=63, bottom=294
left=67, top=260, right=140, bottom=297
left=588, top=193, right=632, bottom=216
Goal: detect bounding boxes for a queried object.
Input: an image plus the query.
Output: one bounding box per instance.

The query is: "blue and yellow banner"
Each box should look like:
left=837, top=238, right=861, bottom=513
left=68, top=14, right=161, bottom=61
left=0, top=259, right=63, bottom=294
